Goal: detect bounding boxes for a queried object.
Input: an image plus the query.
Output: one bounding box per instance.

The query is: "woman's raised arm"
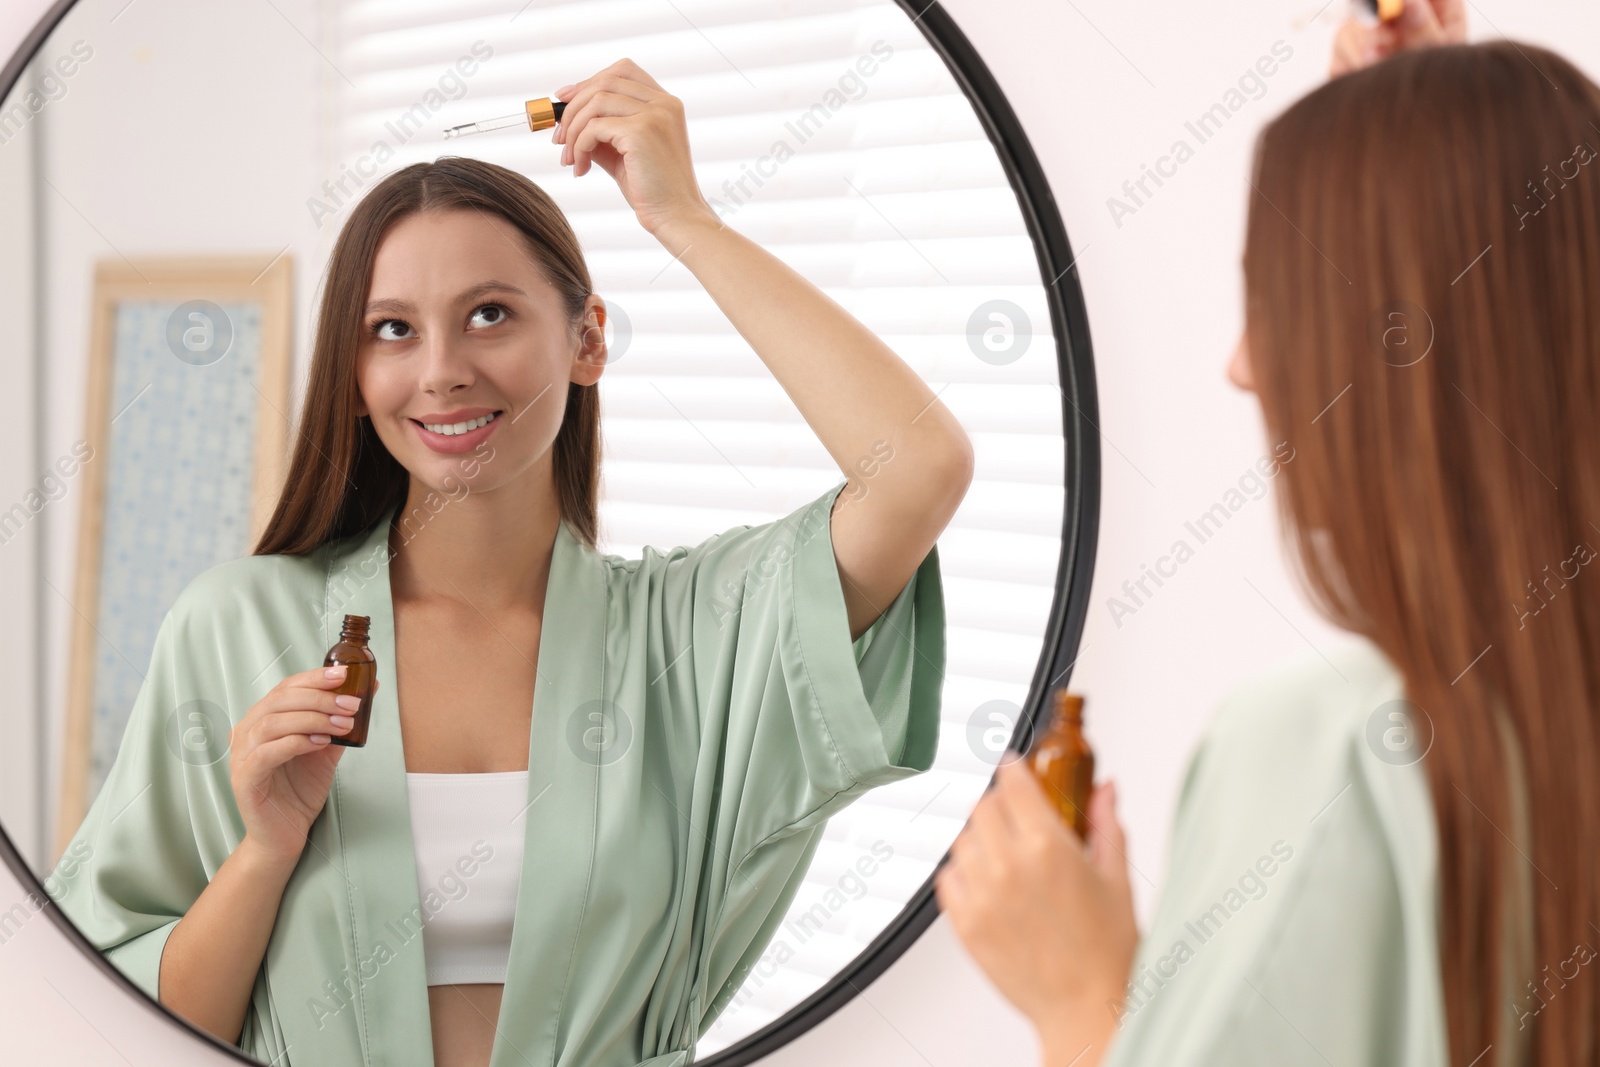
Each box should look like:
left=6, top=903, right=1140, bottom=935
left=552, top=59, right=975, bottom=640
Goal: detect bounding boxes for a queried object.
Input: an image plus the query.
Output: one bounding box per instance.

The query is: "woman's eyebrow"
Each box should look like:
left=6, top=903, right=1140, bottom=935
left=364, top=281, right=530, bottom=315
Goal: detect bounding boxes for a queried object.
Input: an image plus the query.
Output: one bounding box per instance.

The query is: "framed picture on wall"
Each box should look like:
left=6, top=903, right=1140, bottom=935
left=55, top=255, right=294, bottom=858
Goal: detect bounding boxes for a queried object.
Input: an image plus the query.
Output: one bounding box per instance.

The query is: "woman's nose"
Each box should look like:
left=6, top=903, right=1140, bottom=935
left=1228, top=332, right=1255, bottom=392
left=417, top=331, right=476, bottom=395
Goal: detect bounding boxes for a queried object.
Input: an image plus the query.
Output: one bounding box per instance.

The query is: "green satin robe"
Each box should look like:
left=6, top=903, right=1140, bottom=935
left=48, top=479, right=945, bottom=1067
left=1101, top=637, right=1530, bottom=1067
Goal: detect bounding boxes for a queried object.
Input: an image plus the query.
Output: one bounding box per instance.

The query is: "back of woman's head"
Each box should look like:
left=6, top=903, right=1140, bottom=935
left=1245, top=40, right=1600, bottom=1064
left=253, top=156, right=603, bottom=556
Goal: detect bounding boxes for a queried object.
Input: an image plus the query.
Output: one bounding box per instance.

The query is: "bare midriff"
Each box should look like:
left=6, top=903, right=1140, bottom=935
left=427, top=984, right=505, bottom=1067
left=394, top=585, right=542, bottom=1067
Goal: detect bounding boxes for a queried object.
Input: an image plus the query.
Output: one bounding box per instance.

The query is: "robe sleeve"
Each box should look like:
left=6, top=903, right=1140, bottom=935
left=660, top=478, right=946, bottom=1035
left=682, top=477, right=944, bottom=852
left=46, top=590, right=235, bottom=1006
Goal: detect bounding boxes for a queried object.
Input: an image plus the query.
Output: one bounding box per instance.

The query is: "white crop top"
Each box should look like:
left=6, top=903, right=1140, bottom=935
left=404, top=770, right=528, bottom=986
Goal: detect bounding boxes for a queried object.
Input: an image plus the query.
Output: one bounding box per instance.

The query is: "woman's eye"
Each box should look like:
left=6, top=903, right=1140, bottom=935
left=368, top=305, right=507, bottom=339
left=371, top=319, right=411, bottom=341
left=469, top=304, right=509, bottom=329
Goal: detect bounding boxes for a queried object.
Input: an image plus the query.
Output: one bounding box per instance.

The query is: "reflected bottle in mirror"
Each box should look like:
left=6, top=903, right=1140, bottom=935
left=325, top=614, right=377, bottom=747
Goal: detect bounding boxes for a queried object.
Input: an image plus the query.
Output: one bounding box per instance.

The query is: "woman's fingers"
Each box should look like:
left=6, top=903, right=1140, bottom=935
left=969, top=763, right=1025, bottom=850
left=616, top=57, right=666, bottom=93
left=235, top=669, right=359, bottom=756
left=1330, top=0, right=1468, bottom=78
left=576, top=57, right=665, bottom=95
left=236, top=711, right=351, bottom=780
left=570, top=72, right=660, bottom=108
left=991, top=759, right=1130, bottom=904
left=995, top=755, right=1070, bottom=834
left=938, top=757, right=1138, bottom=1036
left=553, top=66, right=663, bottom=145
left=551, top=61, right=677, bottom=181
left=943, top=777, right=1020, bottom=921
left=256, top=665, right=353, bottom=714
left=566, top=104, right=642, bottom=174
left=939, top=823, right=997, bottom=942
left=307, top=664, right=351, bottom=687
left=1428, top=0, right=1469, bottom=40
left=253, top=687, right=356, bottom=727
left=252, top=710, right=354, bottom=747
left=1330, top=19, right=1381, bottom=77
left=558, top=86, right=653, bottom=153
left=250, top=733, right=337, bottom=773
left=932, top=858, right=969, bottom=913
left=1388, top=0, right=1456, bottom=45
left=949, top=759, right=1075, bottom=907
left=1084, top=780, right=1131, bottom=893
left=949, top=798, right=999, bottom=878
left=548, top=58, right=708, bottom=236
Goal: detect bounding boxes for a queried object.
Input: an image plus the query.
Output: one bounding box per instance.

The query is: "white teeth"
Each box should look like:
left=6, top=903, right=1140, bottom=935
left=422, top=412, right=497, bottom=436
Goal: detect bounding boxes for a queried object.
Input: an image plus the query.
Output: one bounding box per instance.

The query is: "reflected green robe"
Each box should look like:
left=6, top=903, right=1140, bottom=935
left=49, top=479, right=945, bottom=1067
left=1101, top=637, right=1530, bottom=1067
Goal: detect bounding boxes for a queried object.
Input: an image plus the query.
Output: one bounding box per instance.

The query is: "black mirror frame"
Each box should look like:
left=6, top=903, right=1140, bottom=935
left=0, top=1, right=1100, bottom=1062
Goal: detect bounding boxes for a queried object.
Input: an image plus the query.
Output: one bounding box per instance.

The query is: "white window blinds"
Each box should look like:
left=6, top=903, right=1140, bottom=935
left=326, top=0, right=1065, bottom=1054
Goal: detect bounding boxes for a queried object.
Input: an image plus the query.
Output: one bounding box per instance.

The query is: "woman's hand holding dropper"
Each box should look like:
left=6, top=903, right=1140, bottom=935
left=1330, top=0, right=1467, bottom=77
left=548, top=59, right=717, bottom=242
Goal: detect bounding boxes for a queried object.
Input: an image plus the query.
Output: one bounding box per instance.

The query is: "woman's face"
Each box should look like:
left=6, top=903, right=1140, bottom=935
left=355, top=207, right=605, bottom=497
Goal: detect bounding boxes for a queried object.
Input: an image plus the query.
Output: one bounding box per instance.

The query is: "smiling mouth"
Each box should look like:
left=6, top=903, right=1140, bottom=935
left=411, top=410, right=504, bottom=436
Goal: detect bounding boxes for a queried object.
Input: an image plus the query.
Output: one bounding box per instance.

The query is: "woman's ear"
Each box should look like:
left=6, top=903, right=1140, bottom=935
left=572, top=296, right=608, bottom=386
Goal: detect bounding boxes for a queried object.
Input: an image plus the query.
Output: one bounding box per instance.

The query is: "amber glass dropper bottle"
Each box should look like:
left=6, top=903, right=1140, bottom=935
left=324, top=614, right=377, bottom=748
left=1026, top=690, right=1095, bottom=839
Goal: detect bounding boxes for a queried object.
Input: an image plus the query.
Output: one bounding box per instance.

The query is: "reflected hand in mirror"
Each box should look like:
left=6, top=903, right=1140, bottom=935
left=548, top=60, right=719, bottom=244
left=162, top=672, right=378, bottom=1044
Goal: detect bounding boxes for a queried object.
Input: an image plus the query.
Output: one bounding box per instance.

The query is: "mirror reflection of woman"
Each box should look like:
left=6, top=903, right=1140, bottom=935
left=938, top=15, right=1600, bottom=1067
left=51, top=60, right=970, bottom=1067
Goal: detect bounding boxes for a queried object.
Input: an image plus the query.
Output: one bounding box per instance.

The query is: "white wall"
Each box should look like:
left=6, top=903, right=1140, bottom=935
left=768, top=3, right=1600, bottom=1064
left=0, top=16, right=43, bottom=888
left=1, top=0, right=328, bottom=868
left=2, top=0, right=1598, bottom=1064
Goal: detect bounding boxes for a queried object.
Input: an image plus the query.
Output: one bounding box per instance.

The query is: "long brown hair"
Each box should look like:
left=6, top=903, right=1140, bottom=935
left=252, top=156, right=603, bottom=557
left=1245, top=41, right=1600, bottom=1065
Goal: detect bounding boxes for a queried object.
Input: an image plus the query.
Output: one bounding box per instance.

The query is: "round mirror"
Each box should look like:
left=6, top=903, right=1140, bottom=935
left=0, top=0, right=1096, bottom=1063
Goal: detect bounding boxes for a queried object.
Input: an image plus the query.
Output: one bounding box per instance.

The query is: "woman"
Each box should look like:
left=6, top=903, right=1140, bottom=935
left=936, top=35, right=1599, bottom=1067
left=51, top=60, right=969, bottom=1067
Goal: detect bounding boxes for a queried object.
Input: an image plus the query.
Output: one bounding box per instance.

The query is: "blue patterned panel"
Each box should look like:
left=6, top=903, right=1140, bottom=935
left=89, top=299, right=265, bottom=799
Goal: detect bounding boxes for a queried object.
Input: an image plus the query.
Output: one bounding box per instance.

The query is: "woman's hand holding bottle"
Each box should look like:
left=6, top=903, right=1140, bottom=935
left=230, top=665, right=379, bottom=868
left=935, top=759, right=1137, bottom=1067
left=158, top=664, right=377, bottom=1041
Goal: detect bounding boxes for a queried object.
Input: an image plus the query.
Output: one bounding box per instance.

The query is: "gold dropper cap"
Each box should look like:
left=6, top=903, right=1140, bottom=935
left=525, top=97, right=565, bottom=131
